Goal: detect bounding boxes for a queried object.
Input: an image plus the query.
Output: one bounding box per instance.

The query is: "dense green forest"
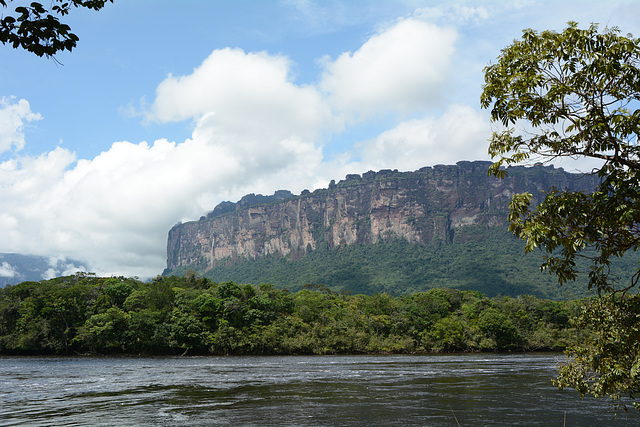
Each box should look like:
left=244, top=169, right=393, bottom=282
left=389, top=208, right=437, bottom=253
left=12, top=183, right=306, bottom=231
left=0, top=273, right=591, bottom=356
left=169, top=227, right=635, bottom=300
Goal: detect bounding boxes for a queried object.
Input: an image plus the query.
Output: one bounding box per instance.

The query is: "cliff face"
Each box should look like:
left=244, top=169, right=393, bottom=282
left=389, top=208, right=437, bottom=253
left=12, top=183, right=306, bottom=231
left=166, top=161, right=599, bottom=273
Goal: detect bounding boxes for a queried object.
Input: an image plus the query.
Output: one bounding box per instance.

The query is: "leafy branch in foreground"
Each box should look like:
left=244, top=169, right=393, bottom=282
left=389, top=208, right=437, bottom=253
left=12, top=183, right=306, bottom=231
left=0, top=0, right=113, bottom=58
left=554, top=294, right=640, bottom=411
left=481, top=22, right=640, bottom=410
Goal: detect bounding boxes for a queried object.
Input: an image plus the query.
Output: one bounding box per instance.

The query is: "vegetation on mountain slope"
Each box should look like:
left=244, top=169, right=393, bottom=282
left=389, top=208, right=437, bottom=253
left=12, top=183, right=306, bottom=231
left=169, top=227, right=637, bottom=300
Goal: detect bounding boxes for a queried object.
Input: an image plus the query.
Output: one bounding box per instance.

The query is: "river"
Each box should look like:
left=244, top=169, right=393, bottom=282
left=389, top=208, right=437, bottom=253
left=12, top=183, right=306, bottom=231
left=1, top=353, right=637, bottom=426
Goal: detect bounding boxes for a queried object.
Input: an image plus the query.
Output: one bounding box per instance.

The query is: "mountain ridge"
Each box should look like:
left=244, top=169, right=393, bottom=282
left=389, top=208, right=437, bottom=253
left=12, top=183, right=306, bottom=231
left=164, top=161, right=604, bottom=298
left=0, top=253, right=87, bottom=287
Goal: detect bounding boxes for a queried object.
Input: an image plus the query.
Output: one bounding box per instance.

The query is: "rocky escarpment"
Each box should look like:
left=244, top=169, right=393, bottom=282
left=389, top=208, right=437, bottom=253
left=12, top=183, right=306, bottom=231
left=166, top=161, right=599, bottom=274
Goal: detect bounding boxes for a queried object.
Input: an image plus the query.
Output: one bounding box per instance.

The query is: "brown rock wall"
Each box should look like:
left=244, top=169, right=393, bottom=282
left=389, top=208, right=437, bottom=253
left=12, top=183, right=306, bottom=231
left=166, top=161, right=600, bottom=273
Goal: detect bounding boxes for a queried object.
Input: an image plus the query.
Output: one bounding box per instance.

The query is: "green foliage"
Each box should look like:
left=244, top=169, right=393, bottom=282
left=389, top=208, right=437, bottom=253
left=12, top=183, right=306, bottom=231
left=75, top=307, right=130, bottom=352
left=481, top=22, right=640, bottom=410
left=194, top=228, right=637, bottom=299
left=103, top=280, right=134, bottom=308
left=0, top=274, right=587, bottom=356
left=0, top=0, right=113, bottom=58
left=481, top=22, right=640, bottom=293
left=555, top=294, right=640, bottom=411
left=482, top=22, right=640, bottom=175
left=478, top=308, right=519, bottom=349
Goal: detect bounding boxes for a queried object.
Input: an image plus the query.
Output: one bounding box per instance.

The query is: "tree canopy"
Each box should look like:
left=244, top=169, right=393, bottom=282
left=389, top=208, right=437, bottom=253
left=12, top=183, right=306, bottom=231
left=0, top=273, right=585, bottom=356
left=0, top=0, right=113, bottom=58
left=481, top=22, right=640, bottom=410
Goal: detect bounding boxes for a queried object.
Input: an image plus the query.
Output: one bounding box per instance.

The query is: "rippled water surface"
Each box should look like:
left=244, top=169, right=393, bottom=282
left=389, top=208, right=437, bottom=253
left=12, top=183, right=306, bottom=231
left=1, top=353, right=638, bottom=426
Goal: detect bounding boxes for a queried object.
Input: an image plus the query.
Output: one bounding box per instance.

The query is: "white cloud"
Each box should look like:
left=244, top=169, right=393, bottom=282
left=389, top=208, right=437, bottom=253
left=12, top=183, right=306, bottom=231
left=414, top=4, right=491, bottom=26
left=0, top=261, right=17, bottom=278
left=147, top=47, right=335, bottom=141
left=43, top=256, right=88, bottom=280
left=319, top=18, right=457, bottom=119
left=357, top=105, right=491, bottom=171
left=0, top=47, right=346, bottom=278
left=0, top=128, right=330, bottom=279
left=0, top=97, right=42, bottom=154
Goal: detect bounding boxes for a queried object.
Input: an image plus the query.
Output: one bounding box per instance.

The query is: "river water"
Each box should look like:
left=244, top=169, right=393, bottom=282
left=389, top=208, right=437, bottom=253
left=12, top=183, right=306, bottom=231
left=0, top=353, right=637, bottom=426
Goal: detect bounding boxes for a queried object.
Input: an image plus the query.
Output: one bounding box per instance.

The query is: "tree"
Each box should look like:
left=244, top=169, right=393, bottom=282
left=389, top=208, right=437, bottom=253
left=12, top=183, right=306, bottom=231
left=0, top=0, right=113, bottom=58
left=481, top=22, right=640, bottom=410
left=555, top=293, right=640, bottom=411
left=478, top=307, right=519, bottom=349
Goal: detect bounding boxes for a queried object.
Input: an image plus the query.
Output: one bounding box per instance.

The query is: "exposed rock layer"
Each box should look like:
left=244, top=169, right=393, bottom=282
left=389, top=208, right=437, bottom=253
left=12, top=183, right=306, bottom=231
left=166, top=161, right=599, bottom=273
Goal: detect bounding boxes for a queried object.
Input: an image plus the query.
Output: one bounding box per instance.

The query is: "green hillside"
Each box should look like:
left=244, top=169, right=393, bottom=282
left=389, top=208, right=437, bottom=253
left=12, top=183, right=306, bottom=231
left=170, top=226, right=634, bottom=300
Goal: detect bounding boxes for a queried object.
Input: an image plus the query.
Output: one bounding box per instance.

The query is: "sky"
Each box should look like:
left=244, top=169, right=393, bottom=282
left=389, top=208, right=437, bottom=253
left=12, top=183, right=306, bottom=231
left=1, top=0, right=639, bottom=280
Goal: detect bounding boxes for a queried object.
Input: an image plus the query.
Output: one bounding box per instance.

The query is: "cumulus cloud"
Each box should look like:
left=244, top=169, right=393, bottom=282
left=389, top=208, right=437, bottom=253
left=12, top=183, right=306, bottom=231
left=319, top=18, right=457, bottom=119
left=357, top=105, right=491, bottom=171
left=147, top=47, right=335, bottom=141
left=0, top=97, right=42, bottom=154
left=0, top=131, right=329, bottom=278
left=0, top=261, right=17, bottom=278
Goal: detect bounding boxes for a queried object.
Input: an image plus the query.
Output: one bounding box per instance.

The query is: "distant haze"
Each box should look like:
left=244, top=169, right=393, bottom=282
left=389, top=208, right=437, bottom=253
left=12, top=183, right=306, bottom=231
left=0, top=253, right=87, bottom=286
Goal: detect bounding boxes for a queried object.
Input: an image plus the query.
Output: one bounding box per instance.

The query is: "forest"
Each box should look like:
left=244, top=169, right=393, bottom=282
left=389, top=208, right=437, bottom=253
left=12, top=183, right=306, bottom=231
left=0, top=273, right=591, bottom=356
left=173, top=230, right=637, bottom=300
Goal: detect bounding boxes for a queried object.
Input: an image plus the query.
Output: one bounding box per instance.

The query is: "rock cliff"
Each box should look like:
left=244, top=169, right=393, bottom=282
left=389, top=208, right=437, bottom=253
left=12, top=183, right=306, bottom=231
left=166, top=161, right=599, bottom=274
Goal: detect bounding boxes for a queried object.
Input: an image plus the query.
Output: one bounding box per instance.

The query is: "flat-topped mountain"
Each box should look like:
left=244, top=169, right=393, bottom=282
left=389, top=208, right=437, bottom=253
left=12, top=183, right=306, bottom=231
left=164, top=161, right=605, bottom=297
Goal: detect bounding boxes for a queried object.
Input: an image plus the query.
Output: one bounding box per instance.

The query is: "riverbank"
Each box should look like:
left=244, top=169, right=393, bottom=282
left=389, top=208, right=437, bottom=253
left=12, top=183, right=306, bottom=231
left=1, top=274, right=591, bottom=356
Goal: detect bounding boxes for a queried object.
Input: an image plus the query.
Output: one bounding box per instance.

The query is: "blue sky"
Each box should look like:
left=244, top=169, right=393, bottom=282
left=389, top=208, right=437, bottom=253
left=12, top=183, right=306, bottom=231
left=0, top=0, right=639, bottom=280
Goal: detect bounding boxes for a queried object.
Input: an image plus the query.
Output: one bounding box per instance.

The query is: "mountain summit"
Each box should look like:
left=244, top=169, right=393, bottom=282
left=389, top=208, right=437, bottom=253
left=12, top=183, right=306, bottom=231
left=165, top=161, right=602, bottom=297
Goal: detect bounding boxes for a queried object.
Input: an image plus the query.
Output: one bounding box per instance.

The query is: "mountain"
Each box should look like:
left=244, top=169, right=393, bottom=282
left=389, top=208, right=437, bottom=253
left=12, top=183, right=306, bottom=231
left=165, top=161, right=609, bottom=298
left=0, top=253, right=87, bottom=287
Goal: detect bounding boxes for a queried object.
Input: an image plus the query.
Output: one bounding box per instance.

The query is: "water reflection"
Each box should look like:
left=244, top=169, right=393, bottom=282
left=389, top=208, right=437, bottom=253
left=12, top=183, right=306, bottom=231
left=0, top=354, right=637, bottom=426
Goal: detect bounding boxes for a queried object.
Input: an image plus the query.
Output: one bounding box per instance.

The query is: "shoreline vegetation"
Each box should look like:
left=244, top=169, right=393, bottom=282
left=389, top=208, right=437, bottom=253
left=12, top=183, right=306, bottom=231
left=0, top=273, right=591, bottom=356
